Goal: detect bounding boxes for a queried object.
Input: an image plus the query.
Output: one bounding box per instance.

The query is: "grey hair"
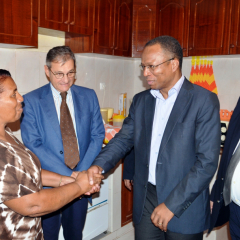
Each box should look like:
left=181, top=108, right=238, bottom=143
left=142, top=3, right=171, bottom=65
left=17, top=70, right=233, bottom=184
left=144, top=36, right=183, bottom=70
left=46, top=46, right=76, bottom=69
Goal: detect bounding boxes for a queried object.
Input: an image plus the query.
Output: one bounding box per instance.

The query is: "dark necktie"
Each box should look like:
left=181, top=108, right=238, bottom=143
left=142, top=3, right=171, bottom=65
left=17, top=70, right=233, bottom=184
left=60, top=92, right=80, bottom=169
left=223, top=143, right=240, bottom=206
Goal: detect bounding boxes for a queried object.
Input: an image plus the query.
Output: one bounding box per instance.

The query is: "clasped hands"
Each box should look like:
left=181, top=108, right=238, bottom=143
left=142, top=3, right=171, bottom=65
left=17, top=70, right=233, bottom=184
left=61, top=166, right=104, bottom=196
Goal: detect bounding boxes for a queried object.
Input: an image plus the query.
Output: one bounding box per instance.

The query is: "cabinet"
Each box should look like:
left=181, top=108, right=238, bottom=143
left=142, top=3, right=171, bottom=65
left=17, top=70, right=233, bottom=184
left=94, top=0, right=132, bottom=56
left=229, top=0, right=240, bottom=54
left=0, top=0, right=38, bottom=47
left=39, top=0, right=94, bottom=35
left=188, top=0, right=231, bottom=56
left=156, top=0, right=189, bottom=57
left=132, top=0, right=156, bottom=57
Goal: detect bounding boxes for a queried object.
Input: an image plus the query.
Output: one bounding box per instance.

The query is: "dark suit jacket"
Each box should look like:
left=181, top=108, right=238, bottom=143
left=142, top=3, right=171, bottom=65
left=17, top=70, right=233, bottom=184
left=209, top=98, right=240, bottom=232
left=20, top=83, right=105, bottom=176
left=93, top=78, right=221, bottom=234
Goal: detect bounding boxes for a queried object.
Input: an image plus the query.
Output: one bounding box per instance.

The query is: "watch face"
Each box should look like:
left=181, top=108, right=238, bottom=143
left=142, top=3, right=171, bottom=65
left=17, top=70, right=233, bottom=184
left=220, top=121, right=229, bottom=147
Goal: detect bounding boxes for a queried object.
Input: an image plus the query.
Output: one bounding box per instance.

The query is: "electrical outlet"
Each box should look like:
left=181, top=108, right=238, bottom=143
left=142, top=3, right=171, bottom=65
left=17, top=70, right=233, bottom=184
left=100, top=83, right=106, bottom=90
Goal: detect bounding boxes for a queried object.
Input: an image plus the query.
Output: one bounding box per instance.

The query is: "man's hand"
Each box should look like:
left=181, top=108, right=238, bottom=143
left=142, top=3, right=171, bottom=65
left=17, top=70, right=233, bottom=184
left=87, top=165, right=103, bottom=185
left=151, top=203, right=174, bottom=232
left=75, top=170, right=103, bottom=194
left=84, top=166, right=104, bottom=195
left=124, top=179, right=133, bottom=191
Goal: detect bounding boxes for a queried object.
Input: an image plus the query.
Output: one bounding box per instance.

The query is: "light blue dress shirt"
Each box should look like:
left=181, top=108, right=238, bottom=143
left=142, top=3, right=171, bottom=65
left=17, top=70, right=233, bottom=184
left=148, top=75, right=185, bottom=185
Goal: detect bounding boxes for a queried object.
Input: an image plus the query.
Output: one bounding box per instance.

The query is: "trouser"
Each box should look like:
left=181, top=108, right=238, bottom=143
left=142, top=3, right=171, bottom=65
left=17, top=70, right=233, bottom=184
left=135, top=183, right=203, bottom=240
left=229, top=201, right=240, bottom=240
left=42, top=197, right=88, bottom=240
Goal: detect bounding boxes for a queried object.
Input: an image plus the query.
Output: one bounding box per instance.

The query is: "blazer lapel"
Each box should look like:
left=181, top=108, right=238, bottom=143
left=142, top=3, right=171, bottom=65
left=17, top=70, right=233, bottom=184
left=159, top=79, right=193, bottom=157
left=71, top=86, right=84, bottom=155
left=145, top=91, right=156, bottom=163
left=39, top=84, right=62, bottom=140
left=227, top=111, right=240, bottom=162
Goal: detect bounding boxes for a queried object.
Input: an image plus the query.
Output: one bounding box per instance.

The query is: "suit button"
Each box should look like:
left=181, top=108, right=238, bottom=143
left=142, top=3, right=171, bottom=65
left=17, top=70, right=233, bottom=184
left=222, top=178, right=224, bottom=180
left=60, top=151, right=63, bottom=154
left=144, top=185, right=147, bottom=189
left=147, top=164, right=149, bottom=168
left=217, top=200, right=220, bottom=203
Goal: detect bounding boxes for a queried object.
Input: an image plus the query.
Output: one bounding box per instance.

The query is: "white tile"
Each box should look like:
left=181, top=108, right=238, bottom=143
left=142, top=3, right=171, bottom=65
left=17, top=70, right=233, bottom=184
left=39, top=52, right=49, bottom=87
left=16, top=51, right=40, bottom=93
left=116, top=222, right=134, bottom=238
left=123, top=60, right=135, bottom=114
left=0, top=48, right=16, bottom=79
left=109, top=59, right=124, bottom=113
left=75, top=55, right=96, bottom=90
left=95, top=58, right=111, bottom=108
left=117, top=229, right=134, bottom=240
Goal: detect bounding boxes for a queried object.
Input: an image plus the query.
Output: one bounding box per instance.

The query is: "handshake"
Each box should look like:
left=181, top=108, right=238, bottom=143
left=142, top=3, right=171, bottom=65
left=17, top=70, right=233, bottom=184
left=60, top=166, right=104, bottom=196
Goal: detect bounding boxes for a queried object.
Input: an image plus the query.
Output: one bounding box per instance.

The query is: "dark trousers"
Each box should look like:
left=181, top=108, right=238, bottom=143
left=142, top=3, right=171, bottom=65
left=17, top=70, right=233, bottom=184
left=229, top=201, right=240, bottom=240
left=42, top=197, right=88, bottom=240
left=135, top=183, right=203, bottom=240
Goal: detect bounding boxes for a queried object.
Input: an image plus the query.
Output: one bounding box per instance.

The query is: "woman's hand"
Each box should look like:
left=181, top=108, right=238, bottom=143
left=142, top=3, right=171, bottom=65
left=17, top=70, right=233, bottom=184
left=75, top=171, right=104, bottom=194
left=59, top=176, right=75, bottom=186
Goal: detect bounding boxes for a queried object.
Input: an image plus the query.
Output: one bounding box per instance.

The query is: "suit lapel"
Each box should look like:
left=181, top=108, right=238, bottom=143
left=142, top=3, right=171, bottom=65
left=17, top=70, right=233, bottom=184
left=145, top=91, right=156, bottom=163
left=71, top=86, right=84, bottom=155
left=39, top=84, right=62, bottom=140
left=159, top=79, right=193, bottom=157
left=227, top=111, right=240, bottom=162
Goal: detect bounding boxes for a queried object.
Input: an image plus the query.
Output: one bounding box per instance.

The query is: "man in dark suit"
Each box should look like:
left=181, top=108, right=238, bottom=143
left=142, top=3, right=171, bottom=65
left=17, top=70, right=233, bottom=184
left=20, top=46, right=105, bottom=240
left=210, top=98, right=240, bottom=240
left=87, top=36, right=221, bottom=240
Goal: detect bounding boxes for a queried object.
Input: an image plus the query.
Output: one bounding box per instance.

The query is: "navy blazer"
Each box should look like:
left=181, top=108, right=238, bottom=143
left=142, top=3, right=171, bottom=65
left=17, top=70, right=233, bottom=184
left=20, top=83, right=105, bottom=176
left=209, top=97, right=240, bottom=232
left=93, top=78, right=221, bottom=234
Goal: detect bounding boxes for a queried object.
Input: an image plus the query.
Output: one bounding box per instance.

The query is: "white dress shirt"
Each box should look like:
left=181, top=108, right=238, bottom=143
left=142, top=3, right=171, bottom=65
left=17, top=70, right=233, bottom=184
left=50, top=83, right=79, bottom=144
left=231, top=139, right=240, bottom=206
left=148, top=75, right=184, bottom=185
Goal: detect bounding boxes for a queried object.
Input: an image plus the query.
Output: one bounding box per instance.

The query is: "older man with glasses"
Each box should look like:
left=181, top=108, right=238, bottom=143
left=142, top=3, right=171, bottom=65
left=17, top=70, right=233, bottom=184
left=87, top=36, right=221, bottom=240
left=20, top=46, right=105, bottom=240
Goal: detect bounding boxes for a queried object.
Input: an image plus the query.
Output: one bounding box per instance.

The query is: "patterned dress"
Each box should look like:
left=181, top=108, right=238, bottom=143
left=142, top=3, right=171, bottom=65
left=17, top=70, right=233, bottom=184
left=0, top=128, right=44, bottom=239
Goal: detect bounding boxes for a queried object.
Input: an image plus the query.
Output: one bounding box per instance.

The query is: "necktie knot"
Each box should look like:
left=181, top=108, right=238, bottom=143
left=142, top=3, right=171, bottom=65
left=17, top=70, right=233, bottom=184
left=60, top=92, right=67, bottom=101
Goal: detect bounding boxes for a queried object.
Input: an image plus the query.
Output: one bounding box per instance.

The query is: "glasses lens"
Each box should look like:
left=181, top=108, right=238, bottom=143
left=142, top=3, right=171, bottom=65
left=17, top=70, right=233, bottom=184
left=67, top=72, right=76, bottom=78
left=55, top=73, right=64, bottom=79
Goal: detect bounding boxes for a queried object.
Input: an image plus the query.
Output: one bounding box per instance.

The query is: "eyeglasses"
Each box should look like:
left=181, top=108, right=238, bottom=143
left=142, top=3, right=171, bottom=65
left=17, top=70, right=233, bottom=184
left=140, top=58, right=174, bottom=72
left=49, top=68, right=76, bottom=79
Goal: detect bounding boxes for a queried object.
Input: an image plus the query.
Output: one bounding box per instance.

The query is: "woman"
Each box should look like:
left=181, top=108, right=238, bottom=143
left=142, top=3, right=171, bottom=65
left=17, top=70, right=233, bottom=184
left=0, top=69, right=102, bottom=239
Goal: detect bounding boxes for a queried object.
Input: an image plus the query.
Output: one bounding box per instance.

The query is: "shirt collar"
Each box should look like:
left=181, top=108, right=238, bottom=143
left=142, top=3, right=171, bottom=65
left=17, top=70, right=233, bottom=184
left=150, top=75, right=185, bottom=100
left=50, top=83, right=72, bottom=98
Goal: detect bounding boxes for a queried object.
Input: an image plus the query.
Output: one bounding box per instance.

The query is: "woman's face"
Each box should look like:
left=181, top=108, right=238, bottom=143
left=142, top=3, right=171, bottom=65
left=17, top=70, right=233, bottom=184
left=0, top=77, right=23, bottom=125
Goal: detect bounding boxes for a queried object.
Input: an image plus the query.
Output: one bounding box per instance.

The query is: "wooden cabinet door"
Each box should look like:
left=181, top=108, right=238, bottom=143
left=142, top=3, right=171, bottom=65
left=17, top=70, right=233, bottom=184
left=121, top=162, right=133, bottom=227
left=132, top=0, right=157, bottom=58
left=229, top=0, right=240, bottom=54
left=156, top=0, right=189, bottom=57
left=188, top=0, right=231, bottom=56
left=113, top=0, right=132, bottom=57
left=39, top=0, right=69, bottom=32
left=94, top=0, right=115, bottom=55
left=0, top=0, right=38, bottom=47
left=68, top=0, right=94, bottom=35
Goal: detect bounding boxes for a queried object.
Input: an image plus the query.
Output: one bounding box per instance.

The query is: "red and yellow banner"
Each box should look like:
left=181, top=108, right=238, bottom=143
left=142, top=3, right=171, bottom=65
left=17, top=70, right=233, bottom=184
left=189, top=56, right=218, bottom=94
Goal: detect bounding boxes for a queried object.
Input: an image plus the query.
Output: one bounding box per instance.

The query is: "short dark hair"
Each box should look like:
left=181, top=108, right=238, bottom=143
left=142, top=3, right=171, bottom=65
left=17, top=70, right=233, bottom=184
left=46, top=46, right=76, bottom=69
left=0, top=69, right=12, bottom=94
left=144, top=36, right=183, bottom=69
